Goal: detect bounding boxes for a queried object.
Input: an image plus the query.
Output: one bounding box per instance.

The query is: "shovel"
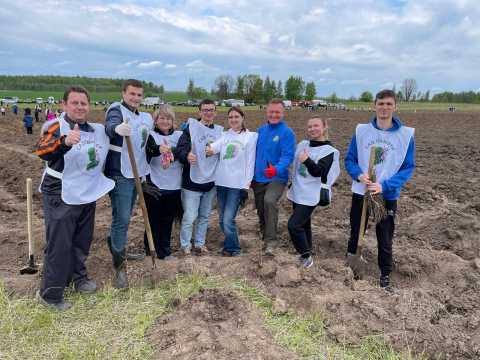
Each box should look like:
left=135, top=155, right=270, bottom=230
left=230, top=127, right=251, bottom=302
left=20, top=178, right=39, bottom=275
left=123, top=120, right=160, bottom=285
left=346, top=147, right=376, bottom=278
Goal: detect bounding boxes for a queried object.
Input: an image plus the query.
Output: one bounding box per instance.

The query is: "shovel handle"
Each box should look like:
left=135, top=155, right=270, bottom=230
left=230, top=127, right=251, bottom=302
left=124, top=134, right=156, bottom=268
left=26, top=178, right=33, bottom=257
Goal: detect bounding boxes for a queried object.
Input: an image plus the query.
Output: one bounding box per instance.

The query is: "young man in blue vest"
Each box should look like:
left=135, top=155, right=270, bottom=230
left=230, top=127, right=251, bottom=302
left=104, top=79, right=153, bottom=289
left=252, top=99, right=296, bottom=255
left=345, top=89, right=416, bottom=290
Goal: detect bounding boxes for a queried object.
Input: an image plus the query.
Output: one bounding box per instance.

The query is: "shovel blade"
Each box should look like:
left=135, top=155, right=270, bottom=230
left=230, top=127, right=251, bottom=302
left=346, top=252, right=368, bottom=279
left=19, top=266, right=39, bottom=275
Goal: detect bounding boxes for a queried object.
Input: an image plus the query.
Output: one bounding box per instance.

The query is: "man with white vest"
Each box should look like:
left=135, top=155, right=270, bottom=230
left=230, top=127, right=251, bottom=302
left=104, top=79, right=153, bottom=289
left=287, top=117, right=340, bottom=269
left=176, top=99, right=223, bottom=255
left=345, top=89, right=416, bottom=290
left=35, top=86, right=114, bottom=310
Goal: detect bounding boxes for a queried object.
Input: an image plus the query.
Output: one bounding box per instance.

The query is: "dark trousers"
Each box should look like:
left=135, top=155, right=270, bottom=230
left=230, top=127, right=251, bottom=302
left=251, top=180, right=285, bottom=245
left=347, top=193, right=397, bottom=276
left=26, top=127, right=32, bottom=134
left=40, top=194, right=96, bottom=303
left=144, top=190, right=182, bottom=259
left=288, top=202, right=316, bottom=258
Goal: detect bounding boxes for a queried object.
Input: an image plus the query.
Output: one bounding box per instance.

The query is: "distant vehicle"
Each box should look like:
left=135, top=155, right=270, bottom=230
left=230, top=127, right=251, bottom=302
left=186, top=99, right=202, bottom=106
left=312, top=99, right=327, bottom=107
left=24, top=98, right=33, bottom=103
left=223, top=99, right=245, bottom=107
left=282, top=100, right=292, bottom=109
left=47, top=96, right=55, bottom=104
left=35, top=97, right=43, bottom=104
left=141, top=96, right=163, bottom=107
left=1, top=96, right=19, bottom=105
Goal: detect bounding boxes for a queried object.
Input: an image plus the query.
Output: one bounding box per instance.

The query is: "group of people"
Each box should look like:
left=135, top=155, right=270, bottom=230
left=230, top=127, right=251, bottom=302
left=33, top=80, right=415, bottom=311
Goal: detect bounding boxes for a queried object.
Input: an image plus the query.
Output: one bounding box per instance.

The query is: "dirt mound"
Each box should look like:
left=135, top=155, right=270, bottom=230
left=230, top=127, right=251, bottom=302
left=147, top=288, right=296, bottom=359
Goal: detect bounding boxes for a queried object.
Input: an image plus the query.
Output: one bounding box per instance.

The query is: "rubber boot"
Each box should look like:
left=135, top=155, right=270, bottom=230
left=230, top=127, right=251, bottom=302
left=108, top=236, right=129, bottom=290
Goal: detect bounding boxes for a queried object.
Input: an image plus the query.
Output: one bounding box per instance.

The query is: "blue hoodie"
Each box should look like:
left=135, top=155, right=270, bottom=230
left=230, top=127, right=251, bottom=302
left=254, top=121, right=296, bottom=184
left=344, top=116, right=415, bottom=200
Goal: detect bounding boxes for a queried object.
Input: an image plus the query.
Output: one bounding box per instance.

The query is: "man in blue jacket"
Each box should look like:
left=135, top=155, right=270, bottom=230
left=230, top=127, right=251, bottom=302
left=252, top=99, right=296, bottom=255
left=345, top=89, right=415, bottom=290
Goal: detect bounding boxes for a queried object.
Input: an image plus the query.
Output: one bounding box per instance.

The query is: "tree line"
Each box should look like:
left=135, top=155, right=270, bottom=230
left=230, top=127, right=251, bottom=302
left=0, top=75, right=164, bottom=94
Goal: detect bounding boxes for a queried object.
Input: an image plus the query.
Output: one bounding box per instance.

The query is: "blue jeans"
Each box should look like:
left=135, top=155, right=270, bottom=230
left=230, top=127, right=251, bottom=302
left=180, top=187, right=216, bottom=249
left=109, top=176, right=137, bottom=253
left=216, top=186, right=242, bottom=254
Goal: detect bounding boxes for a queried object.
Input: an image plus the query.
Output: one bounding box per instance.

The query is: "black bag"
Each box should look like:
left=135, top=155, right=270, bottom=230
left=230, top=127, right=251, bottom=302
left=318, top=184, right=330, bottom=207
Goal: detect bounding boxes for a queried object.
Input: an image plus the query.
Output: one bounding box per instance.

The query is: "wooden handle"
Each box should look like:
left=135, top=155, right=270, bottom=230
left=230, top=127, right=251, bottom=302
left=26, top=178, right=33, bottom=256
left=124, top=135, right=156, bottom=268
left=358, top=147, right=377, bottom=242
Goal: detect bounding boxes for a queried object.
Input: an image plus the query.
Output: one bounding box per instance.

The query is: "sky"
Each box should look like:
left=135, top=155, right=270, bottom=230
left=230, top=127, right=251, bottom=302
left=1, top=0, right=479, bottom=97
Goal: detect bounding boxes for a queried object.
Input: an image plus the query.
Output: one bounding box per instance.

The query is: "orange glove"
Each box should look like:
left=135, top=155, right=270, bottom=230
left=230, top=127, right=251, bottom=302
left=264, top=164, right=277, bottom=178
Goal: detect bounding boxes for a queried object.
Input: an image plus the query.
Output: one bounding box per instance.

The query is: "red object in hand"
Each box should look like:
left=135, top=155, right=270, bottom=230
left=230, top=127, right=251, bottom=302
left=264, top=164, right=277, bottom=178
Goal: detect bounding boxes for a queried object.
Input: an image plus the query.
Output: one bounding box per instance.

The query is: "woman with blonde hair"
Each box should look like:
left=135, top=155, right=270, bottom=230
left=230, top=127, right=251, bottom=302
left=143, top=104, right=183, bottom=260
left=286, top=117, right=340, bottom=268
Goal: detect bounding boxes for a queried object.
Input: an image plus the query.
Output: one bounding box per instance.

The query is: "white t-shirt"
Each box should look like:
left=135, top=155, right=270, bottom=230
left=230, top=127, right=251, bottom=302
left=210, top=129, right=258, bottom=189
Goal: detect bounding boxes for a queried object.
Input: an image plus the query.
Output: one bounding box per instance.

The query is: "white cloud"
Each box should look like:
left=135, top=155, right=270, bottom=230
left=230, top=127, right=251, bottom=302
left=137, top=61, right=163, bottom=69
left=165, top=64, right=177, bottom=69
left=124, top=60, right=140, bottom=67
left=317, top=68, right=332, bottom=74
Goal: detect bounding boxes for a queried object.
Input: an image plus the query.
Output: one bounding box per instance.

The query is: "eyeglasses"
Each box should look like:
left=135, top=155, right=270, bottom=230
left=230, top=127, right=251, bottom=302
left=201, top=109, right=216, bottom=113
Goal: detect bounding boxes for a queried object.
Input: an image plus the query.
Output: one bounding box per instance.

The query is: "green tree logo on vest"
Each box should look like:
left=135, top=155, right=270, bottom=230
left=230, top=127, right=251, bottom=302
left=140, top=128, right=148, bottom=148
left=86, top=147, right=99, bottom=170
left=223, top=143, right=237, bottom=160
left=298, top=163, right=307, bottom=177
left=373, top=146, right=386, bottom=165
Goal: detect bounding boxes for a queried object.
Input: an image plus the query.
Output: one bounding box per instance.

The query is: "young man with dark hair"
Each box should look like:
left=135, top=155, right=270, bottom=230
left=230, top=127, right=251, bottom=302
left=252, top=98, right=296, bottom=255
left=104, top=79, right=153, bottom=289
left=176, top=99, right=223, bottom=255
left=345, top=89, right=415, bottom=290
left=35, top=86, right=114, bottom=310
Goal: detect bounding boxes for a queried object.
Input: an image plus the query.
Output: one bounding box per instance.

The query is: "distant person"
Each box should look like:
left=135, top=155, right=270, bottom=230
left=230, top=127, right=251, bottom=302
left=1, top=106, right=5, bottom=116
left=47, top=109, right=56, bottom=121
left=345, top=89, right=416, bottom=290
left=34, top=105, right=41, bottom=122
left=286, top=118, right=340, bottom=268
left=252, top=99, right=296, bottom=255
left=104, top=79, right=153, bottom=289
left=143, top=105, right=183, bottom=260
left=176, top=99, right=223, bottom=255
left=34, top=86, right=114, bottom=310
left=12, top=103, right=18, bottom=115
left=206, top=107, right=257, bottom=256
left=23, top=108, right=34, bottom=134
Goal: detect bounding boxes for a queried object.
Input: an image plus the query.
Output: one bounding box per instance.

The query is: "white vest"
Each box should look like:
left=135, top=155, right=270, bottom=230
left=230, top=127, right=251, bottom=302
left=188, top=118, right=223, bottom=184
left=212, top=130, right=258, bottom=189
left=287, top=140, right=340, bottom=206
left=149, top=130, right=183, bottom=190
left=108, top=102, right=153, bottom=178
left=352, top=123, right=414, bottom=195
left=41, top=119, right=114, bottom=205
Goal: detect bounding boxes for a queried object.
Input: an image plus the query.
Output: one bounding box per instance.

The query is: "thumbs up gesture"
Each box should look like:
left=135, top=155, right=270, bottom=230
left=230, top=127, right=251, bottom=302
left=298, top=149, right=309, bottom=163
left=115, top=118, right=132, bottom=136
left=65, top=123, right=81, bottom=146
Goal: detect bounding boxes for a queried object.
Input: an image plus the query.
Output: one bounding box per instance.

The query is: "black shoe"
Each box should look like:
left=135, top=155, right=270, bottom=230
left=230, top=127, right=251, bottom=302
left=36, top=291, right=72, bottom=311
left=74, top=279, right=97, bottom=294
left=379, top=275, right=392, bottom=290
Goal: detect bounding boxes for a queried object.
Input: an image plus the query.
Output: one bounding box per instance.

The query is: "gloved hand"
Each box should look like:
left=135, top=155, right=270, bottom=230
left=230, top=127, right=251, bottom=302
left=264, top=164, right=277, bottom=178
left=115, top=122, right=132, bottom=136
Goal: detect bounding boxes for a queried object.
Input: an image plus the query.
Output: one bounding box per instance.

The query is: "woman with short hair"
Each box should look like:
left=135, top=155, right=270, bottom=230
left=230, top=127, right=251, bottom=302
left=206, top=107, right=257, bottom=256
left=143, top=104, right=183, bottom=260
left=287, top=117, right=340, bottom=268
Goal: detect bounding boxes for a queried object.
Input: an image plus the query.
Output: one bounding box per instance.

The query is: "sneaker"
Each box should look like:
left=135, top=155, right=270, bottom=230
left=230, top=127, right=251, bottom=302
left=126, top=251, right=146, bottom=261
left=380, top=275, right=392, bottom=290
left=302, top=256, right=314, bottom=269
left=162, top=255, right=177, bottom=261
left=195, top=246, right=209, bottom=255
left=264, top=246, right=274, bottom=256
left=181, top=247, right=191, bottom=256
left=219, top=249, right=231, bottom=257
left=74, top=279, right=97, bottom=294
left=36, top=291, right=72, bottom=311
